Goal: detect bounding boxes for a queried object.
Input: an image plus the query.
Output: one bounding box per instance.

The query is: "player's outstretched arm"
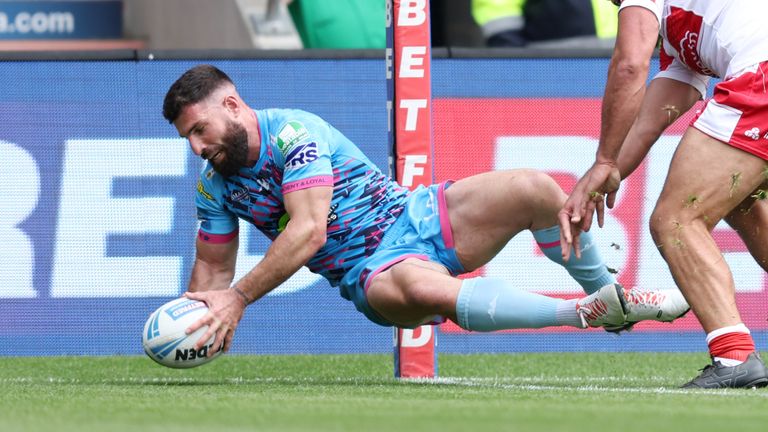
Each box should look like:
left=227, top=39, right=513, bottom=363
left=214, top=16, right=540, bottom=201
left=559, top=6, right=659, bottom=260
left=185, top=185, right=333, bottom=355
left=188, top=236, right=238, bottom=293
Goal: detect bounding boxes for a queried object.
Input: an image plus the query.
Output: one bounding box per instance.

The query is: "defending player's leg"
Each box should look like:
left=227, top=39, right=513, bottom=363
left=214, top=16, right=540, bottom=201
left=650, top=127, right=768, bottom=388
left=724, top=182, right=768, bottom=273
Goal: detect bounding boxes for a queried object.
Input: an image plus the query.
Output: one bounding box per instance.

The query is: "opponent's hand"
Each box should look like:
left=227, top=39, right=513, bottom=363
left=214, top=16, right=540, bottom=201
left=557, top=208, right=582, bottom=262
left=559, top=162, right=621, bottom=260
left=184, top=288, right=246, bottom=356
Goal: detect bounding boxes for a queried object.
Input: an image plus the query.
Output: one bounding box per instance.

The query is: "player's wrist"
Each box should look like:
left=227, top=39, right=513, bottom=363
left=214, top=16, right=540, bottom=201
left=230, top=284, right=253, bottom=306
left=594, top=157, right=618, bottom=168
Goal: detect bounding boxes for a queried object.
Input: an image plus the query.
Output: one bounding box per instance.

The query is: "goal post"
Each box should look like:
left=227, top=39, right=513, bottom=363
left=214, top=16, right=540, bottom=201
left=386, top=0, right=437, bottom=379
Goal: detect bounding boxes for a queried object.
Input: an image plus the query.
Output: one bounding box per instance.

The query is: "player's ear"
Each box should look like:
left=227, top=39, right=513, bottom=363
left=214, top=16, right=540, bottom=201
left=222, top=94, right=240, bottom=117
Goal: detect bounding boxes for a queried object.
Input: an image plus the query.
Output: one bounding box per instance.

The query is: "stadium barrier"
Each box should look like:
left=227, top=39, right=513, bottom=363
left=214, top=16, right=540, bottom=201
left=2, top=49, right=766, bottom=356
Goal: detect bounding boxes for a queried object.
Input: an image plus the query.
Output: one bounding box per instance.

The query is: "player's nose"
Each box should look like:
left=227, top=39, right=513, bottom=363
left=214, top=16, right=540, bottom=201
left=188, top=136, right=205, bottom=156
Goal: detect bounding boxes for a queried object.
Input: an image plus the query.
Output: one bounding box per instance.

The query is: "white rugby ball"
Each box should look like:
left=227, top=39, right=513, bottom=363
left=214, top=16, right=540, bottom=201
left=142, top=297, right=222, bottom=368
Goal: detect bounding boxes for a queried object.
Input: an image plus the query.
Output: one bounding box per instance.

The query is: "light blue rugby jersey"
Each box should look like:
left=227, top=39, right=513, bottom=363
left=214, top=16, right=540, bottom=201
left=195, top=108, right=409, bottom=287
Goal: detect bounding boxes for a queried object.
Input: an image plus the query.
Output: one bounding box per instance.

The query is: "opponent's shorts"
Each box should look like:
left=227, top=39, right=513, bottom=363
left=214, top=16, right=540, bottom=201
left=692, top=61, right=768, bottom=160
left=338, top=182, right=465, bottom=326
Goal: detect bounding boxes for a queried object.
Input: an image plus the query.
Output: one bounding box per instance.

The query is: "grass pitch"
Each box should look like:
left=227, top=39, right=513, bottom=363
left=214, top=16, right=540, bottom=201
left=2, top=353, right=767, bottom=432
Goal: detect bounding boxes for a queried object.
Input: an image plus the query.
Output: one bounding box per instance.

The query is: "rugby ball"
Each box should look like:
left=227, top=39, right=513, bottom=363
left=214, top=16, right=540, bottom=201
left=142, top=297, right=222, bottom=368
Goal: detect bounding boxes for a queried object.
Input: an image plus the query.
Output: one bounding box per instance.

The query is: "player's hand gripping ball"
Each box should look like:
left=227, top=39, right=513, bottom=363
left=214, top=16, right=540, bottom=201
left=142, top=297, right=222, bottom=368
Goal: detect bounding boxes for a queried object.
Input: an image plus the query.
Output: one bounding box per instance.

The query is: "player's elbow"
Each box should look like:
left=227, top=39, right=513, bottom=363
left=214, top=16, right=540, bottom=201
left=611, top=57, right=650, bottom=82
left=306, top=222, right=327, bottom=251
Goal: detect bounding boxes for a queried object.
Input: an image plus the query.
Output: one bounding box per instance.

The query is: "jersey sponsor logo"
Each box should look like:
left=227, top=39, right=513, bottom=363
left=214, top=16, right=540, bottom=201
left=745, top=127, right=761, bottom=140
left=277, top=120, right=310, bottom=154
left=196, top=180, right=213, bottom=200
left=230, top=187, right=249, bottom=202
left=327, top=203, right=338, bottom=225
left=285, top=141, right=318, bottom=170
left=255, top=177, right=271, bottom=192
left=667, top=7, right=715, bottom=77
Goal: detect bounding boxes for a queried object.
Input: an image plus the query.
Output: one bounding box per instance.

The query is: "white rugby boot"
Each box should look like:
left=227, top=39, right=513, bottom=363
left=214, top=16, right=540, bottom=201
left=575, top=283, right=627, bottom=328
left=604, top=285, right=690, bottom=333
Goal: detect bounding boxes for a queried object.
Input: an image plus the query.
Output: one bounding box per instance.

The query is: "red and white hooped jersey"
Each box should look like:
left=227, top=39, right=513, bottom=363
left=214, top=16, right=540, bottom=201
left=619, top=0, right=768, bottom=96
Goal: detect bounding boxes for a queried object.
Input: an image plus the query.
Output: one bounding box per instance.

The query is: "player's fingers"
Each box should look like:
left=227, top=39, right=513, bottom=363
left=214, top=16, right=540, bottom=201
left=606, top=190, right=617, bottom=209
left=222, top=329, right=235, bottom=354
left=194, top=323, right=218, bottom=351
left=558, top=210, right=573, bottom=262
left=558, top=210, right=572, bottom=243
left=574, top=197, right=588, bottom=224
left=190, top=313, right=219, bottom=349
left=596, top=199, right=605, bottom=228
left=210, top=324, right=227, bottom=356
left=582, top=201, right=595, bottom=232
left=185, top=313, right=208, bottom=335
left=569, top=206, right=582, bottom=224
left=183, top=291, right=201, bottom=300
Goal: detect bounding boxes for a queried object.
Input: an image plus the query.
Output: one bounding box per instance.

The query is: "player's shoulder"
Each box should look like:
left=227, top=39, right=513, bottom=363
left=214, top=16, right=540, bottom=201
left=263, top=108, right=323, bottom=126
left=195, top=163, right=225, bottom=202
left=264, top=109, right=328, bottom=154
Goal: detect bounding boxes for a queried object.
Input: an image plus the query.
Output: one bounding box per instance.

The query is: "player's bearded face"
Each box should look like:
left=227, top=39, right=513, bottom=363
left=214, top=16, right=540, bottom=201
left=207, top=120, right=249, bottom=177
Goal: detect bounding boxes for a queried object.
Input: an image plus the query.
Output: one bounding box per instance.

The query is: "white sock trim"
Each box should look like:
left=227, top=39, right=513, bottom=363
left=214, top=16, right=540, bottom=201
left=555, top=299, right=583, bottom=328
left=713, top=356, right=744, bottom=367
left=706, top=323, right=750, bottom=344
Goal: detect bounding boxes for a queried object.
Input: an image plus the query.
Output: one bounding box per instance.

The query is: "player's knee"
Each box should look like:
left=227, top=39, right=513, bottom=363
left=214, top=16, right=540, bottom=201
left=649, top=203, right=699, bottom=247
left=387, top=264, right=424, bottom=303
left=510, top=169, right=563, bottom=205
left=649, top=206, right=670, bottom=245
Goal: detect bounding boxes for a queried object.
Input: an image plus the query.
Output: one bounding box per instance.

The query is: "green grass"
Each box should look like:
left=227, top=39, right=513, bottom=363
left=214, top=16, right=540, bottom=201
left=1, top=353, right=767, bottom=432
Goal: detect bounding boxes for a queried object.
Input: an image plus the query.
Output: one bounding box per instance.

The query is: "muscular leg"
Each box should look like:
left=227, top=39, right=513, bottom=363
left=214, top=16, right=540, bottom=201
left=445, top=169, right=615, bottom=293
left=649, top=128, right=768, bottom=332
left=367, top=258, right=460, bottom=327
left=443, top=169, right=564, bottom=270
left=724, top=181, right=768, bottom=272
left=366, top=258, right=582, bottom=330
left=366, top=170, right=621, bottom=329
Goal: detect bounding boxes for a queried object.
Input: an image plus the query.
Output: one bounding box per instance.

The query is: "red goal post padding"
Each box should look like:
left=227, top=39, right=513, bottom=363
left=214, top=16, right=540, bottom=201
left=387, top=0, right=437, bottom=378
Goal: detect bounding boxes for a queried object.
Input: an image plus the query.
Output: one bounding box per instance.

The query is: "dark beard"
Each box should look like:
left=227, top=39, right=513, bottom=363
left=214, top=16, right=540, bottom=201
left=212, top=121, right=249, bottom=177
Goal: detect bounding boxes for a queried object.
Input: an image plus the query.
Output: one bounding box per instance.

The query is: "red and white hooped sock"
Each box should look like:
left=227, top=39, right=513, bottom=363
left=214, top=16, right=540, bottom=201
left=706, top=324, right=755, bottom=367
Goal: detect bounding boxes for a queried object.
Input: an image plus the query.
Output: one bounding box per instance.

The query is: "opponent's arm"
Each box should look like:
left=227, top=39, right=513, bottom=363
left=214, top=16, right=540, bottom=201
left=596, top=6, right=659, bottom=165
left=618, top=77, right=701, bottom=179
left=559, top=5, right=659, bottom=258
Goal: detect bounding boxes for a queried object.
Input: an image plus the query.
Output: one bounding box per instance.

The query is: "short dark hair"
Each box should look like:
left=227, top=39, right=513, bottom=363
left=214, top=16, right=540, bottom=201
left=162, top=64, right=233, bottom=123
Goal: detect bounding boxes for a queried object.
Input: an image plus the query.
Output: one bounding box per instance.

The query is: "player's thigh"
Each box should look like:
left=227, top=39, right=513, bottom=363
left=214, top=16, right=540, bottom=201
left=445, top=169, right=566, bottom=270
left=654, top=128, right=768, bottom=230
left=366, top=258, right=461, bottom=327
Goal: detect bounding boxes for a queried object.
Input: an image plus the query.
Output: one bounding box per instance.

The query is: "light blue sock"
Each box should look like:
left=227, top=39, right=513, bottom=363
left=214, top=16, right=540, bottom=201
left=455, top=277, right=583, bottom=331
left=532, top=225, right=616, bottom=294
